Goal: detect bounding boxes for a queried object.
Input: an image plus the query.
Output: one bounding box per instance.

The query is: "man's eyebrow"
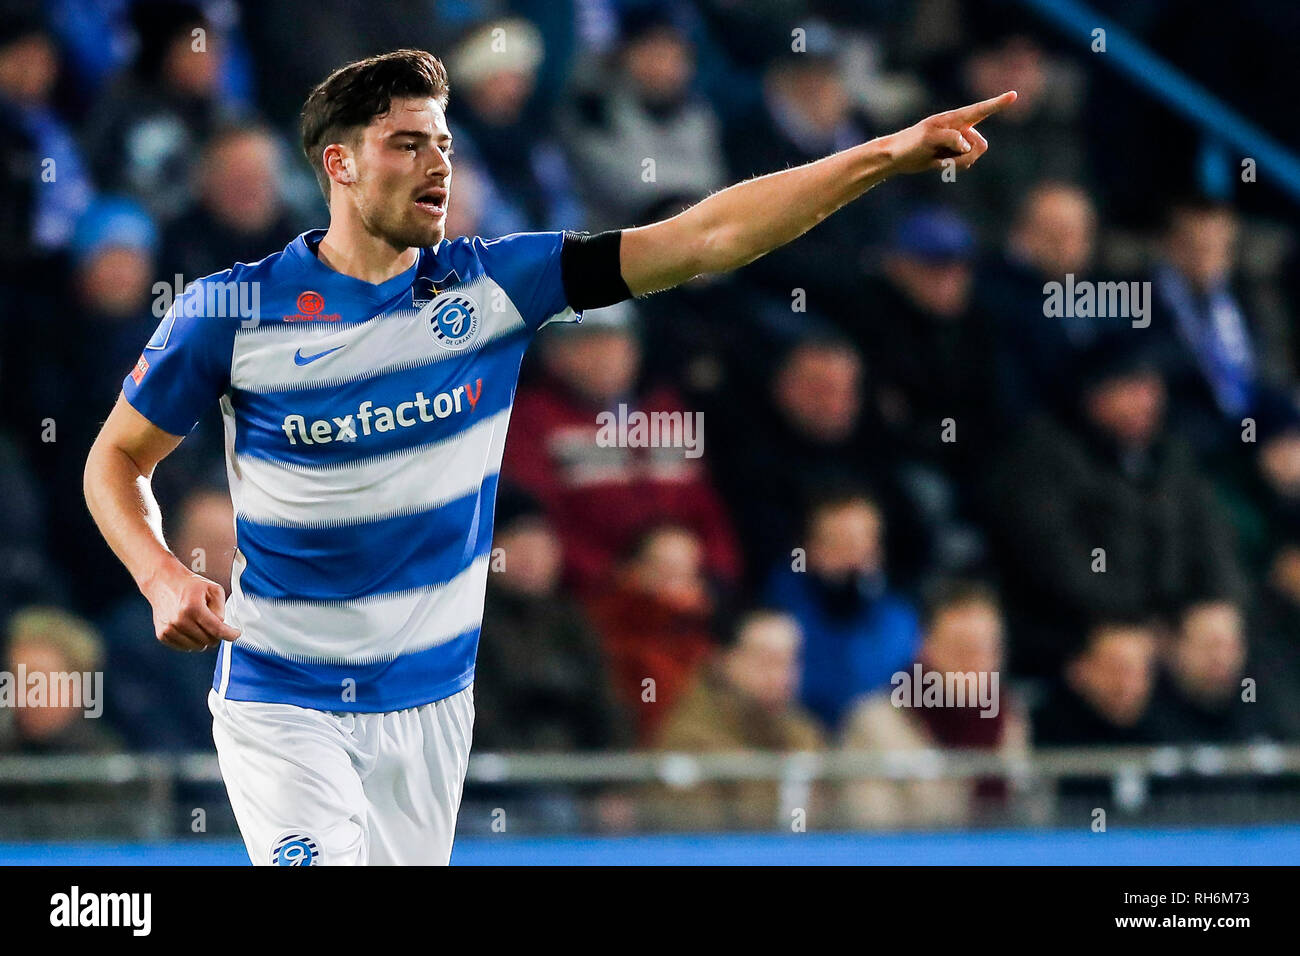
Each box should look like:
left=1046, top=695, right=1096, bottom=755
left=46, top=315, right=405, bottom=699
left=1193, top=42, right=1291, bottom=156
left=388, top=129, right=453, bottom=143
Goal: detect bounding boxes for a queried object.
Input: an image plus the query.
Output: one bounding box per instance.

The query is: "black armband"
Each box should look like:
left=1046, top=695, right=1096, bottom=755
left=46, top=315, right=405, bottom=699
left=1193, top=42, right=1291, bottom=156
left=560, top=230, right=633, bottom=311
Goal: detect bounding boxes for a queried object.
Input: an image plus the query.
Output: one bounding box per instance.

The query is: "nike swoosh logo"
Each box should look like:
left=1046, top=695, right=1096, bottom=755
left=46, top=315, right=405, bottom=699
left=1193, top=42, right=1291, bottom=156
left=293, top=345, right=346, bottom=366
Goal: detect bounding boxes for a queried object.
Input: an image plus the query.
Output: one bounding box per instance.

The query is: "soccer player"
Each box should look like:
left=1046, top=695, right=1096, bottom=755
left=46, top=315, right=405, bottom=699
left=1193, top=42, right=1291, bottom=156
left=83, top=49, right=1014, bottom=865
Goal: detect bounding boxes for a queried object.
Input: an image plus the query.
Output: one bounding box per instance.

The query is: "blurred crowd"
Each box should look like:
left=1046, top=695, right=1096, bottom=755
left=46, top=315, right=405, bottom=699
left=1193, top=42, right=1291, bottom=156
left=2, top=0, right=1300, bottom=829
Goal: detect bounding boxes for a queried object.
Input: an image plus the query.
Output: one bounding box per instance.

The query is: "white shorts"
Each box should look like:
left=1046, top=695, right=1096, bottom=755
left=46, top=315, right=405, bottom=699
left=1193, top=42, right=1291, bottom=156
left=209, top=685, right=474, bottom=866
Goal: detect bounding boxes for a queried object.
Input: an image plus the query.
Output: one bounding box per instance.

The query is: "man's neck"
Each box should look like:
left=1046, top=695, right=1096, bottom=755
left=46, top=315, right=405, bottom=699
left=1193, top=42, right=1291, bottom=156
left=316, top=220, right=420, bottom=286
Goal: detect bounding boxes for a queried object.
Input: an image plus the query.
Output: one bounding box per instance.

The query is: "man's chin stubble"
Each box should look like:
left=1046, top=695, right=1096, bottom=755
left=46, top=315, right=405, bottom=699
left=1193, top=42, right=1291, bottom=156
left=381, top=221, right=443, bottom=250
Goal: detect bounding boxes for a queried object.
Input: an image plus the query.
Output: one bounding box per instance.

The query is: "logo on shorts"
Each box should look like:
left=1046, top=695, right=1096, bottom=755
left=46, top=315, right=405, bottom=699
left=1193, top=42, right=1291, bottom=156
left=424, top=292, right=480, bottom=351
left=271, top=832, right=319, bottom=866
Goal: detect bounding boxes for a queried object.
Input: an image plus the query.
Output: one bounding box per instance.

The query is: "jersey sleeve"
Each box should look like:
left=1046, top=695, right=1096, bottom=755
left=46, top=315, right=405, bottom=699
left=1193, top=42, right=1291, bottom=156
left=473, top=231, right=581, bottom=332
left=122, top=278, right=234, bottom=436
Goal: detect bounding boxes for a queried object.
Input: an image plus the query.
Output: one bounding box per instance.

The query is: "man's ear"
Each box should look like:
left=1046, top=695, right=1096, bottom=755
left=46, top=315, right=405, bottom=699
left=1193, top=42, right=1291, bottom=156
left=324, top=144, right=356, bottom=185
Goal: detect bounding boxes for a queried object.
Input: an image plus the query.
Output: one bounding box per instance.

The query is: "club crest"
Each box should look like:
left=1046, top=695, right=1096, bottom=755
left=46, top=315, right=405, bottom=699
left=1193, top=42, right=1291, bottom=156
left=423, top=292, right=480, bottom=351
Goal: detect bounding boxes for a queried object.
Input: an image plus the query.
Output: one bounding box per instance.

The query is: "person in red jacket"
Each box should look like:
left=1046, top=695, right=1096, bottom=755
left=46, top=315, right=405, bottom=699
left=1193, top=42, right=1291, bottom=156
left=585, top=523, right=718, bottom=744
left=503, top=303, right=742, bottom=599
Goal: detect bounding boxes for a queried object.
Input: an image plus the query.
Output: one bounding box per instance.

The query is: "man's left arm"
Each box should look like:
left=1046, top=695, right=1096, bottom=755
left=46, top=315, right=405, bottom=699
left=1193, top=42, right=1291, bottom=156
left=618, top=91, right=1016, bottom=297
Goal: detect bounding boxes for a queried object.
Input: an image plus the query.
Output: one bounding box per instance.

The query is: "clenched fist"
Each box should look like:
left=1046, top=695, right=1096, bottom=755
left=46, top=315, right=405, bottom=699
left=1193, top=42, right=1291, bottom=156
left=143, top=560, right=241, bottom=651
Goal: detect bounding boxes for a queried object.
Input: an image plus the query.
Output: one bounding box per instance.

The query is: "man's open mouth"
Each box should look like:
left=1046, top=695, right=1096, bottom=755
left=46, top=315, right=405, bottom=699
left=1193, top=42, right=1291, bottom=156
left=414, top=188, right=448, bottom=215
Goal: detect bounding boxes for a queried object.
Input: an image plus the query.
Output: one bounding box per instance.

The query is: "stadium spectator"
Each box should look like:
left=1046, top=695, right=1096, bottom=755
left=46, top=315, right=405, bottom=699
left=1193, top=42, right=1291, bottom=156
left=651, top=609, right=824, bottom=830
left=82, top=1, right=237, bottom=223
left=17, top=197, right=171, bottom=612
left=710, top=335, right=931, bottom=593
left=1251, top=537, right=1300, bottom=740
left=948, top=34, right=1087, bottom=239
left=1032, top=620, right=1163, bottom=747
left=1213, top=389, right=1300, bottom=579
left=0, top=606, right=147, bottom=837
left=447, top=18, right=583, bottom=233
left=503, top=303, right=741, bottom=598
left=40, top=0, right=136, bottom=108
left=764, top=490, right=920, bottom=731
left=720, top=19, right=896, bottom=319
left=473, top=486, right=634, bottom=752
left=0, top=607, right=120, bottom=755
left=97, top=485, right=233, bottom=752
left=585, top=524, right=718, bottom=744
left=0, top=10, right=93, bottom=265
left=1148, top=200, right=1269, bottom=458
left=977, top=181, right=1103, bottom=426
left=159, top=122, right=301, bottom=282
left=856, top=208, right=997, bottom=573
left=989, top=335, right=1245, bottom=676
left=859, top=208, right=995, bottom=469
left=562, top=8, right=725, bottom=229
left=0, top=436, right=67, bottom=628
left=839, top=580, right=1027, bottom=828
left=1147, top=600, right=1271, bottom=744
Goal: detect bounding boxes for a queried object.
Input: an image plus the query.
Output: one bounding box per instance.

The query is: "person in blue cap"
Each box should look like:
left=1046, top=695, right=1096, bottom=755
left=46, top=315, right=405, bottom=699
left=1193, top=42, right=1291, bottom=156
left=854, top=206, right=998, bottom=577
left=22, top=197, right=167, bottom=613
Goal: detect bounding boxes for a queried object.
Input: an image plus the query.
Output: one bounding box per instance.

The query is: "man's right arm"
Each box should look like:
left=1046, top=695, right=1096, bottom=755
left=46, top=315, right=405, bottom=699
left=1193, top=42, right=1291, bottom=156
left=84, top=394, right=240, bottom=651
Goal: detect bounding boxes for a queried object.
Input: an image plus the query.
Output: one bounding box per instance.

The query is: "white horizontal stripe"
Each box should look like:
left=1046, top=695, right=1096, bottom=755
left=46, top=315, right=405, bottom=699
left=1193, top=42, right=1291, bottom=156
left=226, top=554, right=492, bottom=664
left=232, top=407, right=511, bottom=526
left=231, top=275, right=525, bottom=393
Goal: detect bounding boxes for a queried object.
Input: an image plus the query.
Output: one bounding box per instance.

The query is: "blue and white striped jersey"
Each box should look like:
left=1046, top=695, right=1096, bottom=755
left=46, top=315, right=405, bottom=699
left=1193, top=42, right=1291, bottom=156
left=123, top=228, right=580, bottom=712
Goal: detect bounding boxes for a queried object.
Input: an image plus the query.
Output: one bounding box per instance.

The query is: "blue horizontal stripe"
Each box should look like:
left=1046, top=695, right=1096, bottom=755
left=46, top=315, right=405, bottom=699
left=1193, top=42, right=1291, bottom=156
left=215, top=629, right=478, bottom=712
left=231, top=330, right=528, bottom=467
left=236, top=473, right=498, bottom=601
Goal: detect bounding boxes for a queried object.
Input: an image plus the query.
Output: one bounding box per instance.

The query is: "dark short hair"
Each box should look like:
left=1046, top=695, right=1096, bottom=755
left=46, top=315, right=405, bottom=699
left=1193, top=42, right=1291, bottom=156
left=299, top=49, right=450, bottom=203
left=621, top=521, right=698, bottom=565
left=920, top=578, right=1000, bottom=634
left=781, top=332, right=860, bottom=367
left=721, top=606, right=796, bottom=650
left=1163, top=194, right=1235, bottom=232
left=802, top=484, right=879, bottom=538
left=1078, top=616, right=1161, bottom=654
left=1174, top=597, right=1241, bottom=631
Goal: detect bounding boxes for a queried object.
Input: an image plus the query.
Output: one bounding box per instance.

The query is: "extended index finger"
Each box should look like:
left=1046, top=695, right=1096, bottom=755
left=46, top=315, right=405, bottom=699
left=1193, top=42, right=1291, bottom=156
left=944, top=90, right=1017, bottom=127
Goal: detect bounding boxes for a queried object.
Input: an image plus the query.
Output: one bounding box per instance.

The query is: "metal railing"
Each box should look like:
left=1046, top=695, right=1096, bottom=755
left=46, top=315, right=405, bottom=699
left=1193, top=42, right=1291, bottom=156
left=1, top=743, right=1298, bottom=838
left=1, top=743, right=1297, bottom=786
